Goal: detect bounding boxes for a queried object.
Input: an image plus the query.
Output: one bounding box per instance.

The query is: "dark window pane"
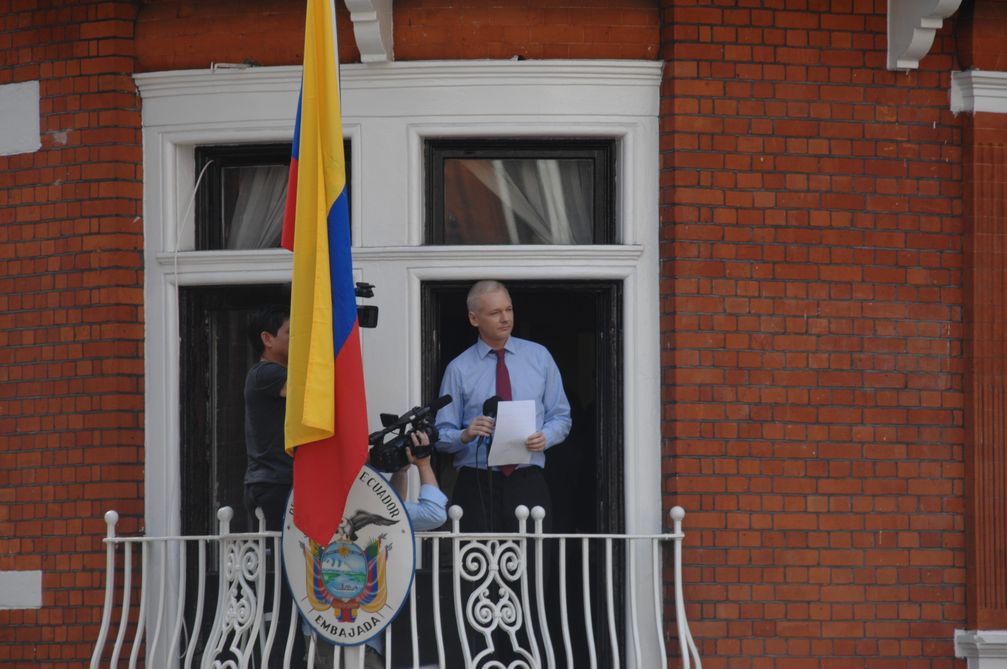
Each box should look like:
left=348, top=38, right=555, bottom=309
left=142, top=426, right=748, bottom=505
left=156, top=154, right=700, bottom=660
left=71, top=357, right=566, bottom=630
left=426, top=139, right=615, bottom=245
left=195, top=141, right=351, bottom=250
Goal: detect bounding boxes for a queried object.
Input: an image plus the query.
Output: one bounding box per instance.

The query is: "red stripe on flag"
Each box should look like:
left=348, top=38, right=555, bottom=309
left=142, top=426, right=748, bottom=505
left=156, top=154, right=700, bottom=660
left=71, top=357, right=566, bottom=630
left=292, top=322, right=368, bottom=543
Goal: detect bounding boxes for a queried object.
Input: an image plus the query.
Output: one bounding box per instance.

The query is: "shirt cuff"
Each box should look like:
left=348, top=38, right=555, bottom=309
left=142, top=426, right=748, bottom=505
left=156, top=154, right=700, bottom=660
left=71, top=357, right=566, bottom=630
left=417, top=484, right=448, bottom=506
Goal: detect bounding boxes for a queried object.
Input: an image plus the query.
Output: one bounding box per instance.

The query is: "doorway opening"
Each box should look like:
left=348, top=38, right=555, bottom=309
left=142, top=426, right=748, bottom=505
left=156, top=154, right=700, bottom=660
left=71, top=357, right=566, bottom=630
left=178, top=283, right=290, bottom=656
left=179, top=283, right=291, bottom=536
left=421, top=279, right=623, bottom=535
left=399, top=279, right=625, bottom=667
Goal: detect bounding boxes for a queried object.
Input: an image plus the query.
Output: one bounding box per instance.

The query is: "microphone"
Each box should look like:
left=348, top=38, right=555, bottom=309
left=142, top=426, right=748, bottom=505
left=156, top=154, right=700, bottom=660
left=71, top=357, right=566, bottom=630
left=387, top=394, right=453, bottom=426
left=482, top=395, right=501, bottom=419
left=476, top=395, right=502, bottom=454
left=410, top=394, right=452, bottom=421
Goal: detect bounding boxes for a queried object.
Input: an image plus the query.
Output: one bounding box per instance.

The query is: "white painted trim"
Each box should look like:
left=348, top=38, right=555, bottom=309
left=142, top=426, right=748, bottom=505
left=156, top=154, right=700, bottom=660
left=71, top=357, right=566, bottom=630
left=153, top=246, right=645, bottom=286
left=136, top=61, right=662, bottom=665
left=887, top=0, right=962, bottom=71
left=955, top=629, right=1007, bottom=668
left=951, top=70, right=1007, bottom=114
left=0, top=571, right=42, bottom=609
left=134, top=61, right=663, bottom=117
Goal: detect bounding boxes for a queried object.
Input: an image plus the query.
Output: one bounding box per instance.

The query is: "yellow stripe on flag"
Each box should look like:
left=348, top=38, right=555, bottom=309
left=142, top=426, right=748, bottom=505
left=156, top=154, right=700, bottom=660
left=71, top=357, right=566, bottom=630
left=285, top=0, right=347, bottom=453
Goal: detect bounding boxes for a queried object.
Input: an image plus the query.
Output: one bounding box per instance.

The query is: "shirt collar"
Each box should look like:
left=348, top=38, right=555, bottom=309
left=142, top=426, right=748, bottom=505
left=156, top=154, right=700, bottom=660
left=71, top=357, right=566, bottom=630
left=476, top=337, right=513, bottom=359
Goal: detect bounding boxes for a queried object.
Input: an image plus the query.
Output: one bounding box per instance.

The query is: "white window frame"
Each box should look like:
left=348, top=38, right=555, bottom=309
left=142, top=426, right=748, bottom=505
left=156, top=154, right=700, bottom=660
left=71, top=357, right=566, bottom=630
left=135, top=60, right=663, bottom=662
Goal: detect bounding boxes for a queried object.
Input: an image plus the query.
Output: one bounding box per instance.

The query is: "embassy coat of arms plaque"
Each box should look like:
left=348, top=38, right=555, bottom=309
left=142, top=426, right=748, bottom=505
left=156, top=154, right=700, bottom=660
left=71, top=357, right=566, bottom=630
left=282, top=465, right=416, bottom=645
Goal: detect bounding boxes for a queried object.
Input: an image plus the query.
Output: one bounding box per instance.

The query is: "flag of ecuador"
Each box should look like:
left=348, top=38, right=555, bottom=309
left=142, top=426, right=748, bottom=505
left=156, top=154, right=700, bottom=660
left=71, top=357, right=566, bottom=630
left=281, top=0, right=368, bottom=546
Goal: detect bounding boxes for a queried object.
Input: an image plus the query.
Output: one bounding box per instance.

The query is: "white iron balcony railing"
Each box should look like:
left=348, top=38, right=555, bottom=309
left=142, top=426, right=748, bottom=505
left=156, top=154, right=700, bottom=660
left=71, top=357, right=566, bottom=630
left=90, top=505, right=700, bottom=669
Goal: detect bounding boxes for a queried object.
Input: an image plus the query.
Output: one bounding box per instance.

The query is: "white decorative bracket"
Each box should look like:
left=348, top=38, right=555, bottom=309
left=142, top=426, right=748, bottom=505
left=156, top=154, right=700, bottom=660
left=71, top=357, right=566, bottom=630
left=951, top=70, right=1007, bottom=114
left=887, top=0, right=962, bottom=71
left=344, top=0, right=393, bottom=64
left=955, top=629, right=1007, bottom=668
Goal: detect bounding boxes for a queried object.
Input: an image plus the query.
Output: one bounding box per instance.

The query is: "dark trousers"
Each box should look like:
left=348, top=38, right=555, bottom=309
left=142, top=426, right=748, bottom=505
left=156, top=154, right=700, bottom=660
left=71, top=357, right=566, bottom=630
left=245, top=483, right=306, bottom=668
left=451, top=466, right=553, bottom=534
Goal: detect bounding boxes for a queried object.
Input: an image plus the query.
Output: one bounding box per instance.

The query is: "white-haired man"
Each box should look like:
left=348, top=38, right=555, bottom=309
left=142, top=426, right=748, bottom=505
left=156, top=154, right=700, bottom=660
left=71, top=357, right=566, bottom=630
left=434, top=280, right=572, bottom=533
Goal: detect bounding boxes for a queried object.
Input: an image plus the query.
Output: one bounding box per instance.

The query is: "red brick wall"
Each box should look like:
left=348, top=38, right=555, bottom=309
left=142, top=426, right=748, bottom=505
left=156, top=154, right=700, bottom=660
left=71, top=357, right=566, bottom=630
left=392, top=0, right=659, bottom=60
left=959, top=0, right=1007, bottom=632
left=0, top=0, right=979, bottom=666
left=661, top=1, right=966, bottom=667
left=135, top=0, right=335, bottom=71
left=134, top=0, right=660, bottom=71
left=0, top=1, right=144, bottom=665
left=956, top=0, right=1007, bottom=71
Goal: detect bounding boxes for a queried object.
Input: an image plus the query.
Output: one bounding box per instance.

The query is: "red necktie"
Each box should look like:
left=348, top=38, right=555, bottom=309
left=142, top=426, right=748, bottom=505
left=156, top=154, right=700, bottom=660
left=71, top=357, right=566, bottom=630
left=495, top=349, right=516, bottom=476
left=495, top=349, right=512, bottom=401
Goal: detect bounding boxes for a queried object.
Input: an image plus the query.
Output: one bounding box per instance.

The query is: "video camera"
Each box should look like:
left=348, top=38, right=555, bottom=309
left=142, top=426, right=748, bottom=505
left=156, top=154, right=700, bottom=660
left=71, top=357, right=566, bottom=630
left=367, top=395, right=452, bottom=473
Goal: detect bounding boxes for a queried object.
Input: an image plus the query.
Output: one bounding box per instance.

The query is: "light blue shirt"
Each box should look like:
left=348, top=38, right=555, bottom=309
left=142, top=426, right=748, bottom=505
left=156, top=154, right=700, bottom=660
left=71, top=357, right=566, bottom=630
left=405, top=484, right=448, bottom=531
left=435, top=336, right=572, bottom=470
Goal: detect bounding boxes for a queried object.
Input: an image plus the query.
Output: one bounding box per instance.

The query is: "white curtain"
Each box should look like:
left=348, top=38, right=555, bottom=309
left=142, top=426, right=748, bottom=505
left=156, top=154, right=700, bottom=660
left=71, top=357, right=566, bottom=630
left=226, top=165, right=288, bottom=249
left=460, top=158, right=593, bottom=244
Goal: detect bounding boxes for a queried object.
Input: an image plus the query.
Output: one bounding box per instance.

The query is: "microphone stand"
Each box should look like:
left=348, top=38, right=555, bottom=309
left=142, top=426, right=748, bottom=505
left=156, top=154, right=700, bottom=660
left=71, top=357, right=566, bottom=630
left=482, top=396, right=500, bottom=534
left=478, top=434, right=494, bottom=533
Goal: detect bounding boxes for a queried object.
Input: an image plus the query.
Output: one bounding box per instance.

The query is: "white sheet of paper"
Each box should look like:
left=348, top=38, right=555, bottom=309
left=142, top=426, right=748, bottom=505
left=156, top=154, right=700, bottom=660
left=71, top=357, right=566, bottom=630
left=487, top=400, right=536, bottom=467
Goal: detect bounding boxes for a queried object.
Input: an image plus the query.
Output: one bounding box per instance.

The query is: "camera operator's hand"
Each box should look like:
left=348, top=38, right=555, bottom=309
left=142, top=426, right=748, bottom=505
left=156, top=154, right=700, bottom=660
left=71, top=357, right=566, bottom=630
left=407, top=432, right=432, bottom=467
left=460, top=415, right=494, bottom=444
left=405, top=432, right=439, bottom=488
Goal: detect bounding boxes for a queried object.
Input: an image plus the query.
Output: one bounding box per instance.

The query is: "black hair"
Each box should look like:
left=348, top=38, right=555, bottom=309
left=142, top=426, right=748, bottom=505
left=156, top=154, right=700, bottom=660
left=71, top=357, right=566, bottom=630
left=248, top=305, right=289, bottom=358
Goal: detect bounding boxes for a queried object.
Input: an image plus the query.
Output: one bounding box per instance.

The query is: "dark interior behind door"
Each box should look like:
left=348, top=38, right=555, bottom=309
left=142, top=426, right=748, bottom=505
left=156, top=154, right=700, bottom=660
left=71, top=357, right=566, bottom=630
left=422, top=279, right=623, bottom=535
left=411, top=279, right=625, bottom=668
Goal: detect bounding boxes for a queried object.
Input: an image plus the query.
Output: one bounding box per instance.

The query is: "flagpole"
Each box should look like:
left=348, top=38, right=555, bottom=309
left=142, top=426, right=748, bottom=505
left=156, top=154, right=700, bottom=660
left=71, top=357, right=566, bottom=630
left=329, top=0, right=342, bottom=101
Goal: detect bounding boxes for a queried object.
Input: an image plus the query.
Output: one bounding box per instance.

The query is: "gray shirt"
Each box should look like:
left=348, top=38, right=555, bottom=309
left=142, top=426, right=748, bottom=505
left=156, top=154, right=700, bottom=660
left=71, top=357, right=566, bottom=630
left=243, top=360, right=293, bottom=486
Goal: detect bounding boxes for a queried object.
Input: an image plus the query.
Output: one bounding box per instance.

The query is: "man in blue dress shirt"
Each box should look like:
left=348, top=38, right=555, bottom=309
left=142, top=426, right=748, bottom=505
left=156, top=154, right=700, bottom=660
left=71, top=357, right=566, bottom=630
left=435, top=280, right=572, bottom=533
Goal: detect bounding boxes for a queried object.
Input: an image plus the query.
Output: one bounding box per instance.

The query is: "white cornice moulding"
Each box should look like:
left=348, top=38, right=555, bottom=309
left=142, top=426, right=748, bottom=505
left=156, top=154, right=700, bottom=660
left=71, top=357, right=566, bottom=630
left=887, top=0, right=962, bottom=71
left=134, top=60, right=664, bottom=128
left=950, top=70, right=1007, bottom=114
left=345, top=0, right=393, bottom=63
left=134, top=60, right=664, bottom=98
left=955, top=630, right=1007, bottom=665
left=154, top=245, right=646, bottom=286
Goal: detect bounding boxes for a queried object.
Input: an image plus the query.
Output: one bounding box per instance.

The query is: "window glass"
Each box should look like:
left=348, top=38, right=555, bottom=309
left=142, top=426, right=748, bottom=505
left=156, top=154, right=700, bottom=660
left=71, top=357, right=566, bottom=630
left=426, top=140, right=615, bottom=245
left=220, top=163, right=288, bottom=249
left=195, top=142, right=351, bottom=250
